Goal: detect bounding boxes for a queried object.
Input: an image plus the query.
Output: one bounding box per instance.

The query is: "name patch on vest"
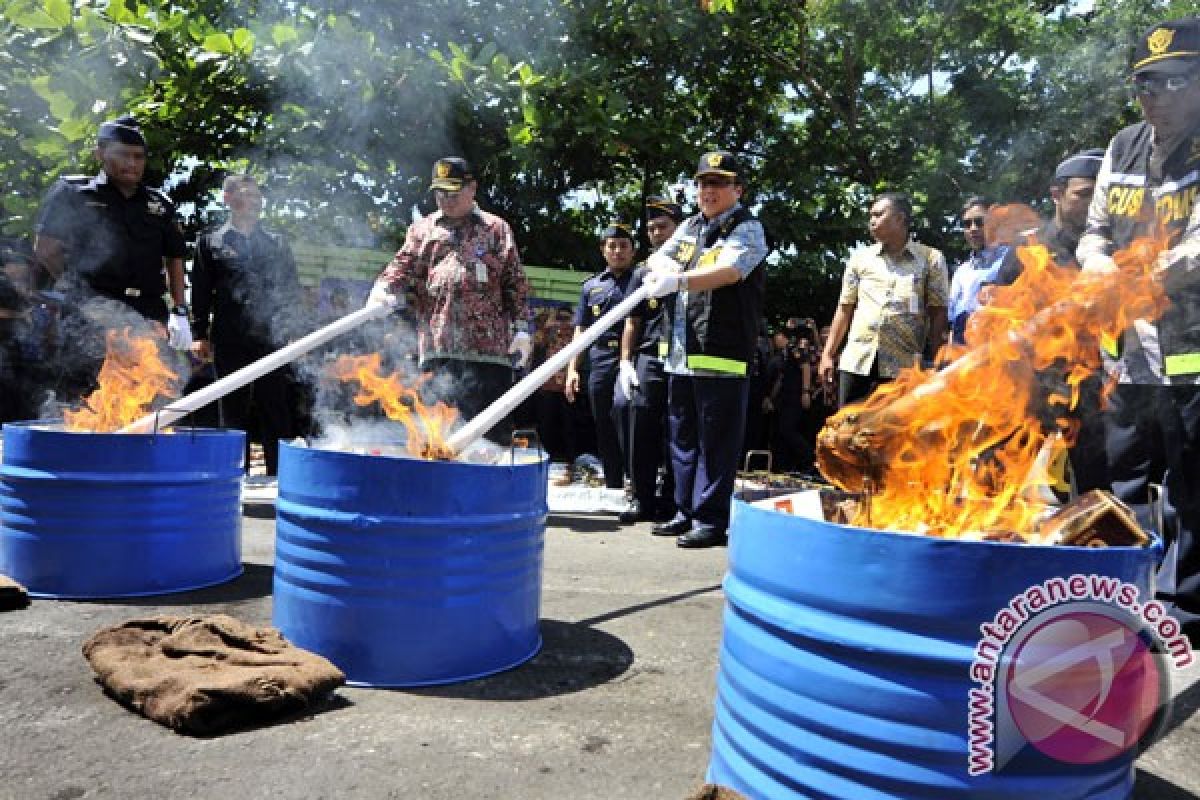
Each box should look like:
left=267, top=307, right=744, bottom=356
left=1106, top=186, right=1145, bottom=218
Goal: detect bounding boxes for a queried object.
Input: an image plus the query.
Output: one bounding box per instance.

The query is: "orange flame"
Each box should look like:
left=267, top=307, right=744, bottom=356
left=817, top=207, right=1170, bottom=539
left=330, top=353, right=459, bottom=459
left=64, top=328, right=180, bottom=432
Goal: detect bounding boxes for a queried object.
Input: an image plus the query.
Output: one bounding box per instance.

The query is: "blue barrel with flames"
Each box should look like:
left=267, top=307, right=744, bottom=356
left=273, top=441, right=548, bottom=687
left=707, top=494, right=1170, bottom=799
left=0, top=422, right=245, bottom=598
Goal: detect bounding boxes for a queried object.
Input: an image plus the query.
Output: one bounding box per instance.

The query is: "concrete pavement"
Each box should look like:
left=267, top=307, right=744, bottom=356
left=1, top=506, right=1198, bottom=799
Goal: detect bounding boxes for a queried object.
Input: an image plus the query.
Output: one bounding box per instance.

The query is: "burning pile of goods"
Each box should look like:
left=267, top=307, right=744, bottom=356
left=814, top=223, right=1168, bottom=546
left=61, top=328, right=181, bottom=433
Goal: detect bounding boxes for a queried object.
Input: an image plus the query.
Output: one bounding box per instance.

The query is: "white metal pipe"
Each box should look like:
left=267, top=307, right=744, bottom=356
left=120, top=303, right=394, bottom=434
left=446, top=283, right=651, bottom=456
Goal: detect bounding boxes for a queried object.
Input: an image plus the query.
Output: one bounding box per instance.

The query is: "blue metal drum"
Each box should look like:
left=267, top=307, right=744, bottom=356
left=708, top=495, right=1164, bottom=799
left=273, top=442, right=548, bottom=687
left=0, top=422, right=245, bottom=598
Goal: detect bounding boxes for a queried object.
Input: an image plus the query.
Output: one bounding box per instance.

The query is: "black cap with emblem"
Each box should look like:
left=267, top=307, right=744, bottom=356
left=1132, top=18, right=1200, bottom=75
left=600, top=222, right=634, bottom=241
left=645, top=196, right=683, bottom=222
left=97, top=115, right=146, bottom=148
left=430, top=157, right=474, bottom=191
left=694, top=150, right=742, bottom=181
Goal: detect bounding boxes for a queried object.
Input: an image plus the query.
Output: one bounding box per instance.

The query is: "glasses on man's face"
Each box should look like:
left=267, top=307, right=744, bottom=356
left=963, top=217, right=986, bottom=230
left=697, top=177, right=735, bottom=190
left=434, top=188, right=465, bottom=200
left=1131, top=71, right=1200, bottom=98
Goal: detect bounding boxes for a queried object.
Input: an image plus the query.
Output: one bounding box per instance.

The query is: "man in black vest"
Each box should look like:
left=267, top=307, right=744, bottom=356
left=191, top=175, right=304, bottom=477
left=1077, top=17, right=1200, bottom=641
left=641, top=152, right=769, bottom=548
left=614, top=197, right=684, bottom=524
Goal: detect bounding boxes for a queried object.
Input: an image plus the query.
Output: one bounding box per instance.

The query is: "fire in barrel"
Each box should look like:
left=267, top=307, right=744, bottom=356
left=272, top=354, right=549, bottom=687
left=707, top=227, right=1178, bottom=798
left=0, top=328, right=245, bottom=598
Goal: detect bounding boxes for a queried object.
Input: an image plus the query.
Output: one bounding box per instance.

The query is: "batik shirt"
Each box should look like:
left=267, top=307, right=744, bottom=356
left=837, top=240, right=949, bottom=378
left=377, top=206, right=529, bottom=366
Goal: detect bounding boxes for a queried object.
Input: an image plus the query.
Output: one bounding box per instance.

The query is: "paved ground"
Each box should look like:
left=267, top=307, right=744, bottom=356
left=2, top=504, right=1199, bottom=800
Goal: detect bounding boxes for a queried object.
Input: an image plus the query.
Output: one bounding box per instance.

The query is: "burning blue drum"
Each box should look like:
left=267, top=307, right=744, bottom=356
left=0, top=422, right=245, bottom=598
left=707, top=494, right=1167, bottom=799
left=273, top=441, right=548, bottom=687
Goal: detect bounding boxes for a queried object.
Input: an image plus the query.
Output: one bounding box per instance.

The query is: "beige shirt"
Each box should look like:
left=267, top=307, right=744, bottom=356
left=837, top=240, right=949, bottom=377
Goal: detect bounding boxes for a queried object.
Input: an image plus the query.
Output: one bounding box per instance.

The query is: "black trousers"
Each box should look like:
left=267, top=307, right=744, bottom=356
left=215, top=344, right=293, bottom=476
left=535, top=389, right=577, bottom=464
left=588, top=365, right=625, bottom=489
left=1104, top=383, right=1200, bottom=635
left=613, top=354, right=670, bottom=507
left=837, top=358, right=885, bottom=408
left=668, top=374, right=748, bottom=530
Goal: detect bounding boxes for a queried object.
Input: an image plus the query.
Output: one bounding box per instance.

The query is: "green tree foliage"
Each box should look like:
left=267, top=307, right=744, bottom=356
left=1, top=0, right=1193, bottom=319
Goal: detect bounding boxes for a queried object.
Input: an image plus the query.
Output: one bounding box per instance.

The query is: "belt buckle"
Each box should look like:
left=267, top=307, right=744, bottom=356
left=124, top=288, right=142, bottom=298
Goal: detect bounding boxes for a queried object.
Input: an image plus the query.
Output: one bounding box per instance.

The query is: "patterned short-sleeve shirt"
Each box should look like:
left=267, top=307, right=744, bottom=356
left=837, top=240, right=949, bottom=378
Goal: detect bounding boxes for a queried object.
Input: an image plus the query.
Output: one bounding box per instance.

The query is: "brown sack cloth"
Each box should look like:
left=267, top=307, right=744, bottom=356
left=82, top=614, right=345, bottom=735
left=684, top=784, right=748, bottom=800
left=0, top=574, right=30, bottom=611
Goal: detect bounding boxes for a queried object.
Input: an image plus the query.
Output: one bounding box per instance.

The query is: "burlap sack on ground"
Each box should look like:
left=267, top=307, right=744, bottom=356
left=0, top=574, right=30, bottom=611
left=684, top=784, right=748, bottom=800
left=82, top=614, right=345, bottom=735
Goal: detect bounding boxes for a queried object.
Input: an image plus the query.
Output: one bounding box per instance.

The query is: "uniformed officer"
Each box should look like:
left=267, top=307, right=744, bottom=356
left=642, top=151, right=770, bottom=548
left=190, top=175, right=305, bottom=477
left=614, top=197, right=683, bottom=523
left=565, top=223, right=638, bottom=491
left=1077, top=16, right=1200, bottom=642
left=33, top=115, right=190, bottom=343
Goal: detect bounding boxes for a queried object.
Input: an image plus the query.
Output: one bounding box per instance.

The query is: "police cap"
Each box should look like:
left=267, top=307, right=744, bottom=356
left=97, top=115, right=146, bottom=148
left=600, top=223, right=634, bottom=241
left=1054, top=148, right=1105, bottom=181
left=695, top=150, right=742, bottom=181
left=430, top=157, right=474, bottom=191
left=1132, top=18, right=1200, bottom=75
left=645, top=196, right=683, bottom=222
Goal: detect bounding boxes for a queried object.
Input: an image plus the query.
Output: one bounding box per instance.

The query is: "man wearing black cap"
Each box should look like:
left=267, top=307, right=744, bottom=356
left=33, top=115, right=190, bottom=344
left=564, top=223, right=639, bottom=491
left=369, top=156, right=530, bottom=441
left=982, top=148, right=1108, bottom=494
left=641, top=151, right=770, bottom=548
left=613, top=197, right=684, bottom=523
left=1077, top=17, right=1200, bottom=641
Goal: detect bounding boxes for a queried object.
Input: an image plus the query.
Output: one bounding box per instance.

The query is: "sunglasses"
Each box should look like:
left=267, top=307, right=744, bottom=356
left=697, top=177, right=736, bottom=189
left=962, top=217, right=986, bottom=229
left=1131, top=71, right=1200, bottom=98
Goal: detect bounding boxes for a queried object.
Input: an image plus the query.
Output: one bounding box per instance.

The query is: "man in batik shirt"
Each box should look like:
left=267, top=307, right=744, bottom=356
left=368, top=157, right=530, bottom=441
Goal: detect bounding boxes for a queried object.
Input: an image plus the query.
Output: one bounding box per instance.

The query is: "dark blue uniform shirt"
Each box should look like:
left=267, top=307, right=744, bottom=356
left=574, top=268, right=636, bottom=374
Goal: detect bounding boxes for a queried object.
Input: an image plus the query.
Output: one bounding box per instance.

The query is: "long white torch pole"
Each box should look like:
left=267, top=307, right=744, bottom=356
left=119, top=304, right=394, bottom=434
left=446, top=283, right=652, bottom=456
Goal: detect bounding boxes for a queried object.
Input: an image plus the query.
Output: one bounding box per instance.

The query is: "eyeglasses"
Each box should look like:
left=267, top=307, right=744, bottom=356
left=434, top=188, right=465, bottom=200
left=962, top=217, right=986, bottom=229
left=1131, top=71, right=1200, bottom=98
left=697, top=177, right=736, bottom=189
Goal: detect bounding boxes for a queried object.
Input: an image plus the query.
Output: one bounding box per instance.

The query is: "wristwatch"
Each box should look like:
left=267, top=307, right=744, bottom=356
left=171, top=304, right=189, bottom=316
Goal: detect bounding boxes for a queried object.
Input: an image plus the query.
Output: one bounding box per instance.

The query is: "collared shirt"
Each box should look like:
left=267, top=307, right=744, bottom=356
left=34, top=171, right=185, bottom=300
left=377, top=205, right=529, bottom=366
left=837, top=240, right=949, bottom=378
left=574, top=267, right=636, bottom=374
left=627, top=263, right=670, bottom=359
left=191, top=221, right=303, bottom=349
left=948, top=245, right=1010, bottom=344
left=660, top=203, right=769, bottom=376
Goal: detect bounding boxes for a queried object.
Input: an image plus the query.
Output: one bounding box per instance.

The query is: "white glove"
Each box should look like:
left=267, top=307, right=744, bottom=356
left=167, top=309, right=193, bottom=350
left=508, top=330, right=532, bottom=369
left=366, top=281, right=401, bottom=309
left=617, top=359, right=639, bottom=399
left=642, top=269, right=683, bottom=298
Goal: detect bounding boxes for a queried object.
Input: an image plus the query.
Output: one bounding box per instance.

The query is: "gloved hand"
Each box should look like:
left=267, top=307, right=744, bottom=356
left=508, top=330, right=532, bottom=369
left=366, top=281, right=401, bottom=309
left=1081, top=254, right=1118, bottom=275
left=167, top=309, right=192, bottom=350
left=617, top=359, right=639, bottom=399
left=642, top=269, right=683, bottom=298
